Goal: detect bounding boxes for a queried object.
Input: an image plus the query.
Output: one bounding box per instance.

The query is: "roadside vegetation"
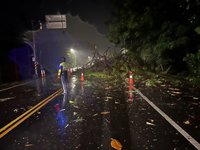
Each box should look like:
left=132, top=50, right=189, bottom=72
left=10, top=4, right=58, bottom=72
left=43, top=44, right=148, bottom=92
left=104, top=0, right=200, bottom=86
left=83, top=47, right=200, bottom=89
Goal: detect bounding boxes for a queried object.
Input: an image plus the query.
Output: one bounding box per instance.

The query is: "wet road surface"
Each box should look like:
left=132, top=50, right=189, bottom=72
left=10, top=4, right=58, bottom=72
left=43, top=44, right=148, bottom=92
left=0, top=75, right=199, bottom=150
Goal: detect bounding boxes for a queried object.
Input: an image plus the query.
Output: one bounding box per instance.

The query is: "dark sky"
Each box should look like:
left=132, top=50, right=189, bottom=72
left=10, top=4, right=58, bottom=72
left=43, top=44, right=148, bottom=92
left=1, top=0, right=112, bottom=34
left=0, top=0, right=116, bottom=72
left=40, top=0, right=113, bottom=33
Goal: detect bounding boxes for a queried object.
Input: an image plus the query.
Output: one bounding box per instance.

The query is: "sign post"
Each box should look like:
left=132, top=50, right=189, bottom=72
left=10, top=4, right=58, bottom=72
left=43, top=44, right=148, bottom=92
left=32, top=21, right=41, bottom=78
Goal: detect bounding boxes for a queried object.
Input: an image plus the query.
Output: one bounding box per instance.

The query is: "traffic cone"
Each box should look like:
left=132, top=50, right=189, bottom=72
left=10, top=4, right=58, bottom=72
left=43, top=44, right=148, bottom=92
left=129, top=92, right=133, bottom=102
left=81, top=72, right=84, bottom=81
left=129, top=85, right=133, bottom=91
left=129, top=71, right=134, bottom=85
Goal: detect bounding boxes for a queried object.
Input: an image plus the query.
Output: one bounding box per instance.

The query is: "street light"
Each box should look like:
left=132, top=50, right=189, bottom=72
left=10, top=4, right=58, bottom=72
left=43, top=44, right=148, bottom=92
left=70, top=48, right=77, bottom=68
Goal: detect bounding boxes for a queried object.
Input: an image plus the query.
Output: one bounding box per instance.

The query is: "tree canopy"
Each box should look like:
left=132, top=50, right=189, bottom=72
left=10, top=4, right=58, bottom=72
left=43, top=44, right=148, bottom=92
left=108, top=0, right=200, bottom=74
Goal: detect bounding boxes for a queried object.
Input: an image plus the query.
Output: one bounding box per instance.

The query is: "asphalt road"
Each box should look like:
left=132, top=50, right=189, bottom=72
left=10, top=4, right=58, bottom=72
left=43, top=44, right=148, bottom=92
left=0, top=75, right=199, bottom=150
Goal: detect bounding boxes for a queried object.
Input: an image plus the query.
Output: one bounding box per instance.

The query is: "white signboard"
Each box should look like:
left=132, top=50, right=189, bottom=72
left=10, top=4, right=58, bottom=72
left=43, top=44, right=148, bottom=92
left=45, top=14, right=67, bottom=29
left=46, top=22, right=67, bottom=29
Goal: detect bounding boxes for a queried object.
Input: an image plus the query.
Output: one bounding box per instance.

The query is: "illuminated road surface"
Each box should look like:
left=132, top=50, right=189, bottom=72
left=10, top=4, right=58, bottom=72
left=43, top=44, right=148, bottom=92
left=0, top=75, right=199, bottom=150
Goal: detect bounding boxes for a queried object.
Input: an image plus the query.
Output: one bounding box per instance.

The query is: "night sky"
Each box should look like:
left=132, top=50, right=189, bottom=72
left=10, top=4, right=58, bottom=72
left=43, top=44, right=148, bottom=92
left=0, top=0, right=116, bottom=81
left=1, top=0, right=112, bottom=34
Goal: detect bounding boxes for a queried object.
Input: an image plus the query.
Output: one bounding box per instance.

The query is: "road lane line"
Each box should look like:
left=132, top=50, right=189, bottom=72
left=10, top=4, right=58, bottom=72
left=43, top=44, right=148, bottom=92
left=0, top=89, right=63, bottom=138
left=0, top=88, right=62, bottom=133
left=0, top=88, right=62, bottom=138
left=134, top=87, right=200, bottom=150
left=0, top=81, right=33, bottom=92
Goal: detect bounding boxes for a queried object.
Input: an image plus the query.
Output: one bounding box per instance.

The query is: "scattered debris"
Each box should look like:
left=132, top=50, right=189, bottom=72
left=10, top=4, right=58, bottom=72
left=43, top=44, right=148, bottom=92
left=105, top=119, right=110, bottom=123
left=65, top=124, right=69, bottom=128
left=73, top=105, right=79, bottom=109
left=169, top=88, right=180, bottom=91
left=73, top=112, right=78, bottom=116
left=106, top=96, right=113, bottom=100
left=111, top=138, right=122, bottom=150
left=93, top=113, right=98, bottom=117
left=101, top=111, right=110, bottom=115
left=146, top=122, right=156, bottom=126
left=170, top=91, right=182, bottom=95
left=114, top=101, right=120, bottom=104
left=74, top=117, right=85, bottom=123
left=69, top=100, right=74, bottom=104
left=14, top=108, right=18, bottom=113
left=183, top=120, right=190, bottom=125
left=105, top=86, right=113, bottom=90
left=25, top=143, right=33, bottom=147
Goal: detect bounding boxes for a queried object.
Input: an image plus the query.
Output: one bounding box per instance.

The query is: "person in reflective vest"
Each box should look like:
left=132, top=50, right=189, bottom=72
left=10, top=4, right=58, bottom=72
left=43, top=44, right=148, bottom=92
left=57, top=57, right=68, bottom=94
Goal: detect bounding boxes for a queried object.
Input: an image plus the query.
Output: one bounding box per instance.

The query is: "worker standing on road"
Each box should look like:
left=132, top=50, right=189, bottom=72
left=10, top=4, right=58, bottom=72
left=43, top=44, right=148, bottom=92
left=57, top=57, right=68, bottom=94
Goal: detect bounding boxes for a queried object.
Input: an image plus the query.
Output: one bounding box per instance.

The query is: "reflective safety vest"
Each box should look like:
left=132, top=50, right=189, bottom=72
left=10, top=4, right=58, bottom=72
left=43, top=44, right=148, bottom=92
left=58, top=62, right=68, bottom=77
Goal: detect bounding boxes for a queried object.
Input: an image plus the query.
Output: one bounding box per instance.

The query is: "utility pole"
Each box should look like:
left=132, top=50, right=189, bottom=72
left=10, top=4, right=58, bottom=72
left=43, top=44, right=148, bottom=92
left=31, top=20, right=42, bottom=78
left=32, top=21, right=38, bottom=78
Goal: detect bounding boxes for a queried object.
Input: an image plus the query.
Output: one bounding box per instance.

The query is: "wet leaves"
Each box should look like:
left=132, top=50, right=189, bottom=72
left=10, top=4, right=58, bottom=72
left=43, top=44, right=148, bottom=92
left=146, top=119, right=156, bottom=126
left=170, top=91, right=182, bottom=95
left=101, top=111, right=110, bottom=115
left=65, top=124, right=69, bottom=128
left=168, top=88, right=180, bottom=91
left=25, top=143, right=33, bottom=147
left=73, top=112, right=78, bottom=116
left=74, top=117, right=85, bottom=123
left=14, top=108, right=18, bottom=113
left=192, top=102, right=198, bottom=105
left=93, top=113, right=98, bottom=117
left=193, top=97, right=199, bottom=100
left=105, top=86, right=113, bottom=90
left=146, top=122, right=156, bottom=126
left=73, top=105, right=79, bottom=109
left=13, top=107, right=26, bottom=113
left=105, top=96, right=113, bottom=101
left=111, top=138, right=122, bottom=150
left=69, top=100, right=74, bottom=104
left=183, top=120, right=191, bottom=125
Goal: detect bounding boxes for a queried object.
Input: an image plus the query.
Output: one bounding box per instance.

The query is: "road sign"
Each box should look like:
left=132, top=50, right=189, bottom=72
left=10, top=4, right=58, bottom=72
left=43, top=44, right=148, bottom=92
left=45, top=14, right=67, bottom=29
left=46, top=22, right=66, bottom=29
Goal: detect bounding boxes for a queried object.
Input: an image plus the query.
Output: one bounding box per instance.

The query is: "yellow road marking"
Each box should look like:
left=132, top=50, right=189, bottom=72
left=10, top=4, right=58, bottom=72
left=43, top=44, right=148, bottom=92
left=0, top=88, right=63, bottom=138
left=0, top=88, right=62, bottom=133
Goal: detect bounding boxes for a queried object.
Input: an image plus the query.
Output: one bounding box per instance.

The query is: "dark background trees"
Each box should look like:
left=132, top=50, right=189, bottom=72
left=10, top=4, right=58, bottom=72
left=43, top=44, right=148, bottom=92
left=108, top=0, right=200, bottom=78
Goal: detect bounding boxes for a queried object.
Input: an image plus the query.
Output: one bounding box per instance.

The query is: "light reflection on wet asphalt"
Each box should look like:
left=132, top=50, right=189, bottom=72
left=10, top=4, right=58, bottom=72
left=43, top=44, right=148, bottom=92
left=0, top=75, right=199, bottom=150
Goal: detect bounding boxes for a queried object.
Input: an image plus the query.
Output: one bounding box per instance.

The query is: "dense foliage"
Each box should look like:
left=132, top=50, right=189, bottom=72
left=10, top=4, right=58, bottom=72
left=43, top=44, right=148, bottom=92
left=184, top=50, right=200, bottom=77
left=108, top=0, right=200, bottom=75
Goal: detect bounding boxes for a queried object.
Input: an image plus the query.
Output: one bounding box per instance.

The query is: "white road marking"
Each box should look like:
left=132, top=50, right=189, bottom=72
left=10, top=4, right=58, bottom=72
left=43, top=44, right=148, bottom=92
left=134, top=87, right=200, bottom=150
left=0, top=81, right=32, bottom=92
